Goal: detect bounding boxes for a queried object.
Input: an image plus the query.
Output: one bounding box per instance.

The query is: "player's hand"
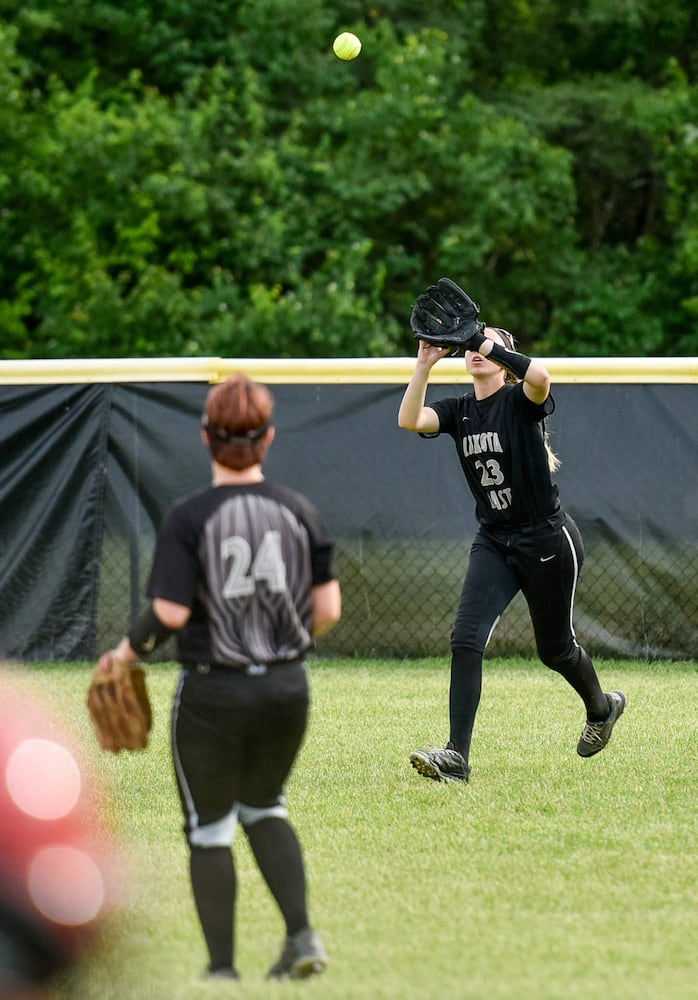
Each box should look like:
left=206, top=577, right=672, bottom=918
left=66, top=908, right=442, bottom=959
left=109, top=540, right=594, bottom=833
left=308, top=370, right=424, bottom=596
left=417, top=340, right=451, bottom=366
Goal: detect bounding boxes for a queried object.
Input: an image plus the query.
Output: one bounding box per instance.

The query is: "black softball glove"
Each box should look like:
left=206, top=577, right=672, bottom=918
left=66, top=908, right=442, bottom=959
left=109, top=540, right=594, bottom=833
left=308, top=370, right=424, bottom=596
left=410, top=277, right=486, bottom=355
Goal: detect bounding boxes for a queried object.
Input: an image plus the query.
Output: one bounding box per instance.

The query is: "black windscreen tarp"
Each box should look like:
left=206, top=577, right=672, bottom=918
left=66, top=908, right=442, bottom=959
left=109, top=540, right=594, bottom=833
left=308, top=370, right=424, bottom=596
left=0, top=385, right=108, bottom=659
left=1, top=381, right=696, bottom=660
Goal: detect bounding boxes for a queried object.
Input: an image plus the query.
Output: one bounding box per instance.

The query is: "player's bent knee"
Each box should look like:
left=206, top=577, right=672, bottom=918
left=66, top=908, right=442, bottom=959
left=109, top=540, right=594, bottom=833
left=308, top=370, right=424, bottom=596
left=539, top=645, right=577, bottom=672
left=451, top=638, right=486, bottom=656
left=451, top=617, right=499, bottom=653
left=239, top=798, right=288, bottom=828
left=188, top=805, right=239, bottom=848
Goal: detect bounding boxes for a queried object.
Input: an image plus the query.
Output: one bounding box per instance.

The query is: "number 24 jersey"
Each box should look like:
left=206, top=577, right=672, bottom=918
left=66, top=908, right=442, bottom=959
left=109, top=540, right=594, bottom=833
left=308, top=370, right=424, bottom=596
left=146, top=480, right=338, bottom=667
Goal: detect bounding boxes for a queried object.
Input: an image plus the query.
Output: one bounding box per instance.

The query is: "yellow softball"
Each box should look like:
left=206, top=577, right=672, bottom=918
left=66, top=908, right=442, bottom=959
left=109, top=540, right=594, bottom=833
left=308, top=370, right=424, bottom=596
left=333, top=32, right=362, bottom=61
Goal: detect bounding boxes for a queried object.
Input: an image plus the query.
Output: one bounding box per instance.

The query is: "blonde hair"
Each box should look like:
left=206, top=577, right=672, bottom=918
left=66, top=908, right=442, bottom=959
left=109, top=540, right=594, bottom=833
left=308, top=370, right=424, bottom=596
left=545, top=435, right=561, bottom=473
left=490, top=327, right=560, bottom=473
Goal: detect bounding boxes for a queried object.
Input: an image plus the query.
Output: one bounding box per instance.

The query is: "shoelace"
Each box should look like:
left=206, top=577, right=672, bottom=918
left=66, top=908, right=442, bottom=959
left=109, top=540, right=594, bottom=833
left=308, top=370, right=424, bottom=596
left=580, top=721, right=605, bottom=745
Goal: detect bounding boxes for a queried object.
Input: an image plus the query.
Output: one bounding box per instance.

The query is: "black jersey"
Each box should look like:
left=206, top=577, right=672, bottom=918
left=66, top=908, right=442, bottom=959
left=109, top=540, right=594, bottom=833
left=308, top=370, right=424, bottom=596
left=426, top=382, right=560, bottom=528
left=145, top=480, right=338, bottom=667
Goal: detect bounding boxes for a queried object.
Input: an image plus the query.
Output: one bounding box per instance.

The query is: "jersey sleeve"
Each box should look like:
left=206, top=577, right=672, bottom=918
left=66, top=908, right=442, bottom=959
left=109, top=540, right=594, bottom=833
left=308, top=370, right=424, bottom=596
left=146, top=503, right=201, bottom=608
left=417, top=395, right=461, bottom=439
left=293, top=492, right=338, bottom=585
left=515, top=384, right=555, bottom=421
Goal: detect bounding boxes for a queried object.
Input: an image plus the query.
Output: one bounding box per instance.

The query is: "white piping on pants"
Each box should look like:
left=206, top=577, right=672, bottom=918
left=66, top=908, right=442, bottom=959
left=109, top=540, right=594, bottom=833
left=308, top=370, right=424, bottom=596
left=561, top=524, right=579, bottom=643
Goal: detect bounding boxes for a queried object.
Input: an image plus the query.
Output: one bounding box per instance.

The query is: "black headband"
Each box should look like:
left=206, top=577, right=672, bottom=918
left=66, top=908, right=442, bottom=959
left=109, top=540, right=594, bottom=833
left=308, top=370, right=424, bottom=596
left=202, top=414, right=269, bottom=445
left=491, top=327, right=515, bottom=349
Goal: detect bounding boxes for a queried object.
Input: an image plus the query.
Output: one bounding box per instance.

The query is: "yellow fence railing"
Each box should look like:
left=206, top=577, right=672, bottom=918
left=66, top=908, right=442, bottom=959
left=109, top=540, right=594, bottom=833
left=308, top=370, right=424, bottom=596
left=0, top=356, right=697, bottom=385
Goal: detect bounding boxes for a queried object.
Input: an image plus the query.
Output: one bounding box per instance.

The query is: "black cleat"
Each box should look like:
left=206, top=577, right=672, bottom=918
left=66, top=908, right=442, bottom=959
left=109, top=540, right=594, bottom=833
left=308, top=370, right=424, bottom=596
left=266, top=928, right=328, bottom=980
left=201, top=966, right=240, bottom=981
left=577, top=691, right=627, bottom=757
left=410, top=742, right=471, bottom=783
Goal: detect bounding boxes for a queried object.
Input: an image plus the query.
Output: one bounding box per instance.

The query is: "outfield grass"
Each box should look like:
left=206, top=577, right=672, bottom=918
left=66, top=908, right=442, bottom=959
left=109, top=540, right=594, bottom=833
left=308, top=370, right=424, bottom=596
left=10, top=658, right=697, bottom=1000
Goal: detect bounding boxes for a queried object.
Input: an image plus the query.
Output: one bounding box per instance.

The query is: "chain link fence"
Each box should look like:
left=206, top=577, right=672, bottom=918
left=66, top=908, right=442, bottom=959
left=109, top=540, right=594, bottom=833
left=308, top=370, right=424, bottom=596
left=97, top=531, right=698, bottom=662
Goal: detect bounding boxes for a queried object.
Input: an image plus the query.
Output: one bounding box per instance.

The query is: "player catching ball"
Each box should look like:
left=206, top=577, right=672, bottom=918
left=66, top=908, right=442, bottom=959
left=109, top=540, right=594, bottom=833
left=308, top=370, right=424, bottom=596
left=398, top=278, right=626, bottom=783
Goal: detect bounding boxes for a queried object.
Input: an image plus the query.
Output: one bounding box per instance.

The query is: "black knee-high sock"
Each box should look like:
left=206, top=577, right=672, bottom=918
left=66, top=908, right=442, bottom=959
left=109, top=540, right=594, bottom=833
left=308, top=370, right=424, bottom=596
left=448, top=648, right=483, bottom=764
left=551, top=646, right=609, bottom=721
left=245, top=817, right=308, bottom=937
left=189, top=845, right=236, bottom=971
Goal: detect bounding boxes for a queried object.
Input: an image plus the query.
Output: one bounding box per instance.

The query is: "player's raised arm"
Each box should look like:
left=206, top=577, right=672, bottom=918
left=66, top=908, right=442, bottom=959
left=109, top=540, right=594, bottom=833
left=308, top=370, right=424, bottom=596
left=398, top=341, right=448, bottom=433
left=476, top=333, right=551, bottom=405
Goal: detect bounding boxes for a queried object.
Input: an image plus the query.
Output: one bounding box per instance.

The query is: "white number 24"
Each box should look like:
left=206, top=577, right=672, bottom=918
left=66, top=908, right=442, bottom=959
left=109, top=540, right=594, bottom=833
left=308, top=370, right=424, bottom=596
left=221, top=531, right=287, bottom=598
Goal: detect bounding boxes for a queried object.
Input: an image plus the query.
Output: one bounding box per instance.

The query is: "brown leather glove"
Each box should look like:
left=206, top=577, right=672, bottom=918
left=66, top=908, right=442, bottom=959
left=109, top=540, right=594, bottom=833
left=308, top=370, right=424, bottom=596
left=87, top=653, right=152, bottom=753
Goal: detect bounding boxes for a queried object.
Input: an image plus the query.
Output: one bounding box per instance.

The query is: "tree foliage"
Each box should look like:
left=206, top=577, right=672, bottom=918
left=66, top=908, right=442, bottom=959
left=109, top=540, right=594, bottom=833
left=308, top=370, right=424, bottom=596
left=0, top=0, right=697, bottom=358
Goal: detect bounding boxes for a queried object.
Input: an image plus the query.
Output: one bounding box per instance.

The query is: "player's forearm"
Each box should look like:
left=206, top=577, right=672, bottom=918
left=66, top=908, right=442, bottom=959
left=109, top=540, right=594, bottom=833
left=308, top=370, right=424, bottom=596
left=478, top=338, right=531, bottom=378
left=312, top=580, right=342, bottom=636
left=124, top=599, right=189, bottom=659
left=398, top=366, right=433, bottom=430
left=479, top=340, right=550, bottom=400
left=521, top=357, right=551, bottom=394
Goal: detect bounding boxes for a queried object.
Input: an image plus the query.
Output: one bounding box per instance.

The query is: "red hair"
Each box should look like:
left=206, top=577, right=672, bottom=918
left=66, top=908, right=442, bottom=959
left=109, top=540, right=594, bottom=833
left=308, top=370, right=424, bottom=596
left=203, top=374, right=274, bottom=470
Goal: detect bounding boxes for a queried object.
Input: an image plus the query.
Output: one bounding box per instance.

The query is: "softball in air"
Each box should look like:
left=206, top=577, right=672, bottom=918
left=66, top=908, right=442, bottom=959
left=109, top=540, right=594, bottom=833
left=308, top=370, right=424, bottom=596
left=333, top=32, right=362, bottom=61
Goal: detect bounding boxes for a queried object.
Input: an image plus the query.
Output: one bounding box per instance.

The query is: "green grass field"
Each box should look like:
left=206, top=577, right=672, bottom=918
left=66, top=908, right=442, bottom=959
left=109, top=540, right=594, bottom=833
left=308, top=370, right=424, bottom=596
left=10, top=658, right=698, bottom=1000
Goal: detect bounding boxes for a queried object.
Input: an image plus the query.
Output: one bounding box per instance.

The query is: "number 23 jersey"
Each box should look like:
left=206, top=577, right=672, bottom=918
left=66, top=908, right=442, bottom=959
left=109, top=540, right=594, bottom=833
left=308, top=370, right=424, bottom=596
left=145, top=480, right=338, bottom=667
left=425, top=382, right=560, bottom=528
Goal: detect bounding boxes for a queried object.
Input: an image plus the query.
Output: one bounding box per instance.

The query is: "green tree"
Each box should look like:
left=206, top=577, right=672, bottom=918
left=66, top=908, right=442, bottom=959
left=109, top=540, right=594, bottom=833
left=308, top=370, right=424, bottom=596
left=0, top=1, right=697, bottom=358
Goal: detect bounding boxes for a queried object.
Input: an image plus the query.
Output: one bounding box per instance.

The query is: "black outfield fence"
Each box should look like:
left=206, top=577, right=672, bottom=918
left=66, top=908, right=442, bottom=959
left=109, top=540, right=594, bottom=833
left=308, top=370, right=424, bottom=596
left=1, top=358, right=697, bottom=662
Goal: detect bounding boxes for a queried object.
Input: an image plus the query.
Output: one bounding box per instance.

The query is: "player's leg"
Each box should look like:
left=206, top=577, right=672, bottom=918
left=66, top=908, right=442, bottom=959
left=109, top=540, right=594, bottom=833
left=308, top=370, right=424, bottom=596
left=238, top=663, right=327, bottom=979
left=188, top=847, right=238, bottom=979
left=521, top=514, right=626, bottom=754
left=246, top=815, right=327, bottom=979
left=521, top=514, right=607, bottom=713
left=450, top=533, right=520, bottom=759
left=171, top=668, right=246, bottom=979
left=410, top=530, right=519, bottom=781
left=241, top=664, right=309, bottom=935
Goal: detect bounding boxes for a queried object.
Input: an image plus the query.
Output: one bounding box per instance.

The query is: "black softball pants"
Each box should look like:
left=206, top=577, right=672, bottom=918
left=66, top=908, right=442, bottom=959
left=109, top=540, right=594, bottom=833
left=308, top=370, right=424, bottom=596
left=171, top=662, right=312, bottom=972
left=451, top=510, right=584, bottom=668
left=172, top=661, right=309, bottom=845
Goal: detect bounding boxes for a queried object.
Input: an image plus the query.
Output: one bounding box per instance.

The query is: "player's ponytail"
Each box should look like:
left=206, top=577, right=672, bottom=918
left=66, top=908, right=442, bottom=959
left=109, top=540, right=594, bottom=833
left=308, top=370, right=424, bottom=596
left=545, top=435, right=561, bottom=473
